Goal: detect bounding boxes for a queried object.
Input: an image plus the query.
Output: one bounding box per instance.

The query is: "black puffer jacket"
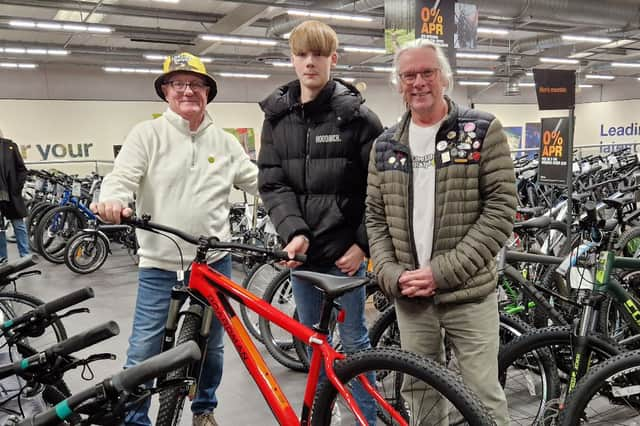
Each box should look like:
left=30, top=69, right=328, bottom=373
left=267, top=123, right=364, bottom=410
left=258, top=79, right=383, bottom=266
left=0, top=138, right=27, bottom=219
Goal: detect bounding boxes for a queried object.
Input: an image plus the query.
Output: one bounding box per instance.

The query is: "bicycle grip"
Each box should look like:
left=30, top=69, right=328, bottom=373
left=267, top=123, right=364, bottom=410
left=39, top=287, right=95, bottom=317
left=274, top=250, right=306, bottom=263
left=111, top=341, right=201, bottom=392
left=47, top=321, right=119, bottom=357
left=2, top=287, right=94, bottom=330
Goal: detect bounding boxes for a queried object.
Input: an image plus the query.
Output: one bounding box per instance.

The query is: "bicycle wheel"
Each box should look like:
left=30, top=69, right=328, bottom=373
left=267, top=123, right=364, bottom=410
left=258, top=269, right=308, bottom=372
left=27, top=203, right=55, bottom=252
left=64, top=232, right=110, bottom=274
left=369, top=305, right=400, bottom=349
left=616, top=226, right=640, bottom=258
left=156, top=311, right=201, bottom=426
left=311, top=348, right=494, bottom=425
left=239, top=263, right=282, bottom=342
left=0, top=291, right=68, bottom=352
left=598, top=271, right=640, bottom=344
left=559, top=349, right=640, bottom=425
left=499, top=326, right=619, bottom=425
left=35, top=206, right=87, bottom=264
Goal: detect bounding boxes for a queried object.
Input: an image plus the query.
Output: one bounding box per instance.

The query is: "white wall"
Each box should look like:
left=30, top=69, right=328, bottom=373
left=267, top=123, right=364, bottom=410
left=477, top=99, right=640, bottom=155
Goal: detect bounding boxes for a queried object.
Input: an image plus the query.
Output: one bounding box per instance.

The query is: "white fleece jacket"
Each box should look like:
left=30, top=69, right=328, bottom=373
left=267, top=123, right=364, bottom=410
left=100, top=107, right=258, bottom=271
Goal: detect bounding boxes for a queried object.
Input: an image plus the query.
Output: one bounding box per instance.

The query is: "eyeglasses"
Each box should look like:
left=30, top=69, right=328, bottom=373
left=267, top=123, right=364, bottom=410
left=398, top=68, right=440, bottom=84
left=165, top=80, right=209, bottom=92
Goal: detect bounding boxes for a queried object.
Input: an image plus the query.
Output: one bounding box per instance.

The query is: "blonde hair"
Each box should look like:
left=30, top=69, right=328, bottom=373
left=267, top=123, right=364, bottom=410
left=392, top=38, right=453, bottom=95
left=289, top=20, right=338, bottom=56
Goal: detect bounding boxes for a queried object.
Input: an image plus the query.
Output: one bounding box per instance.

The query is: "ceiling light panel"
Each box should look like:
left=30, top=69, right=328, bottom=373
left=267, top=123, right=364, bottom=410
left=456, top=52, right=500, bottom=60
left=9, top=20, right=112, bottom=33
left=540, top=57, right=579, bottom=64
left=104, top=67, right=162, bottom=74
left=518, top=83, right=536, bottom=87
left=372, top=66, right=393, bottom=72
left=217, top=72, right=270, bottom=79
left=459, top=81, right=492, bottom=86
left=0, top=47, right=69, bottom=56
left=200, top=34, right=278, bottom=46
left=269, top=61, right=293, bottom=67
left=562, top=35, right=613, bottom=44
left=585, top=74, right=615, bottom=80
left=287, top=9, right=373, bottom=22
left=612, top=62, right=640, bottom=68
left=457, top=69, right=494, bottom=75
left=0, top=62, right=37, bottom=69
left=343, top=46, right=387, bottom=54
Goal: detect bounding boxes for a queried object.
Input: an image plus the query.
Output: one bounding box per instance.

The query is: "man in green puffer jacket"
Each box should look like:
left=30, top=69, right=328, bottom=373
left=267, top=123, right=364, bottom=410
left=366, top=39, right=516, bottom=425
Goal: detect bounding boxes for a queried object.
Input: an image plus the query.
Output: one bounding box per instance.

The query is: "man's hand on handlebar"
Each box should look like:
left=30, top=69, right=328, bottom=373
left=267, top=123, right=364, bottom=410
left=89, top=201, right=133, bottom=224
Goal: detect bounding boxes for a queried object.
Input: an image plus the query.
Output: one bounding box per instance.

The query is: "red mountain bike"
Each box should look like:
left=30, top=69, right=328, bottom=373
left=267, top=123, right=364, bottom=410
left=126, top=215, right=494, bottom=426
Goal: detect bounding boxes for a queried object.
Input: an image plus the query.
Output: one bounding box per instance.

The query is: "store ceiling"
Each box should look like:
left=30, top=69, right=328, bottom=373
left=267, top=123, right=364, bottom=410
left=0, top=0, right=639, bottom=91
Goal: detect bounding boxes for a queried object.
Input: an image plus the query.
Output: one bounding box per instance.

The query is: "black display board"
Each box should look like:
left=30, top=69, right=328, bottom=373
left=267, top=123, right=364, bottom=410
left=533, top=69, right=576, bottom=110
left=415, top=0, right=455, bottom=67
left=538, top=117, right=571, bottom=185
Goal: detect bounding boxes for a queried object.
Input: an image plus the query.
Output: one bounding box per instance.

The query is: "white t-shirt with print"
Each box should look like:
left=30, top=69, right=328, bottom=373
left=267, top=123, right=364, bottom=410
left=409, top=119, right=442, bottom=267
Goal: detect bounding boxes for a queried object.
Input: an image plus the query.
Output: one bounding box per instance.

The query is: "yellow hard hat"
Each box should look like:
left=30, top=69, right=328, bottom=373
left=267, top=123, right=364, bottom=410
left=154, top=52, right=218, bottom=103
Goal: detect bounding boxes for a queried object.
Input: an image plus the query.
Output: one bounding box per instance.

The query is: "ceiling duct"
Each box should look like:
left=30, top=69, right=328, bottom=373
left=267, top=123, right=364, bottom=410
left=465, top=0, right=640, bottom=29
left=266, top=0, right=384, bottom=37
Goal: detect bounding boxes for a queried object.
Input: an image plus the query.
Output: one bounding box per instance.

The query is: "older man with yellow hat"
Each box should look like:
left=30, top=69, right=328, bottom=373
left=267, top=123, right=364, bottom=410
left=92, top=52, right=258, bottom=426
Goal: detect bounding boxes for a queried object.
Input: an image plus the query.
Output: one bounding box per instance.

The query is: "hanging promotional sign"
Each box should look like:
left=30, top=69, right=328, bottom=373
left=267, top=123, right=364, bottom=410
left=539, top=117, right=571, bottom=185
left=454, top=3, right=478, bottom=49
left=533, top=69, right=576, bottom=110
left=415, top=0, right=455, bottom=67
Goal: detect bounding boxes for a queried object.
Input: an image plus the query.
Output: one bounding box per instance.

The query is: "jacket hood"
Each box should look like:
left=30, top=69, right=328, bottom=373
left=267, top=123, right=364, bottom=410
left=259, top=78, right=364, bottom=125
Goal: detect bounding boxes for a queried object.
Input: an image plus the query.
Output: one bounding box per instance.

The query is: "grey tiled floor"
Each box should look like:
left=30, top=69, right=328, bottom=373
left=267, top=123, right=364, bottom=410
left=9, top=245, right=306, bottom=425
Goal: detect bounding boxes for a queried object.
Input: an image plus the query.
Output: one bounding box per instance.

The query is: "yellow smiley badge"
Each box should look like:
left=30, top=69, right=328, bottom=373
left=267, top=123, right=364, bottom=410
left=208, top=156, right=215, bottom=164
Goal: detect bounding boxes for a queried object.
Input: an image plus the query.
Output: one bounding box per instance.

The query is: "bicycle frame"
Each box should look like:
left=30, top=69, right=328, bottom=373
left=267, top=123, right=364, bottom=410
left=168, top=260, right=393, bottom=426
left=594, top=252, right=640, bottom=337
left=567, top=251, right=640, bottom=393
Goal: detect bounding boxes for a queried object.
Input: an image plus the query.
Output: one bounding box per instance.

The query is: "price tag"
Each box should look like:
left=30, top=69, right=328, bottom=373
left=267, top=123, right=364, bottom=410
left=92, top=189, right=101, bottom=204
left=56, top=184, right=64, bottom=198
left=72, top=181, right=82, bottom=198
left=35, top=178, right=44, bottom=191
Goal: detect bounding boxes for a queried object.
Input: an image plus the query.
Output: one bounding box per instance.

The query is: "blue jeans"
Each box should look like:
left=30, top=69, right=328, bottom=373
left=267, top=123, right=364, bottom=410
left=0, top=218, right=29, bottom=259
left=292, top=263, right=377, bottom=425
left=0, top=219, right=29, bottom=259
left=124, top=255, right=230, bottom=426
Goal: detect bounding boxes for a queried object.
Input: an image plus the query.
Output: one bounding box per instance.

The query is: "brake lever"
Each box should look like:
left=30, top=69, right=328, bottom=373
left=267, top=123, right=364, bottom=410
left=57, top=307, right=91, bottom=319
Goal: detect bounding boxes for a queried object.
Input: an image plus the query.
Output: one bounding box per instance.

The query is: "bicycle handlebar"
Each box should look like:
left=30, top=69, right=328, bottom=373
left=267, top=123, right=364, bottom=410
left=18, top=342, right=201, bottom=426
left=46, top=321, right=119, bottom=358
left=122, top=215, right=306, bottom=264
left=0, top=321, right=119, bottom=380
left=111, top=341, right=200, bottom=392
left=1, top=287, right=94, bottom=331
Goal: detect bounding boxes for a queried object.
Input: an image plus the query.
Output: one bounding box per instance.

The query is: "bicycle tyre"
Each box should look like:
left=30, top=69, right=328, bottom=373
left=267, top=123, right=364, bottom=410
left=559, top=349, right=640, bottom=425
left=499, top=326, right=619, bottom=425
left=0, top=291, right=68, bottom=352
left=27, top=203, right=55, bottom=252
left=311, top=347, right=495, bottom=426
left=258, top=268, right=308, bottom=372
left=63, top=232, right=110, bottom=274
left=156, top=311, right=201, bottom=426
left=35, top=206, right=87, bottom=264
left=239, top=263, right=281, bottom=342
left=369, top=305, right=399, bottom=349
left=615, top=226, right=640, bottom=258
